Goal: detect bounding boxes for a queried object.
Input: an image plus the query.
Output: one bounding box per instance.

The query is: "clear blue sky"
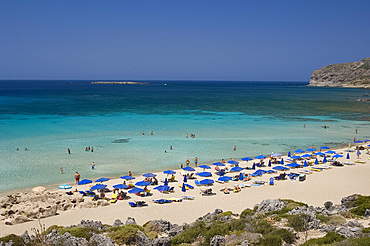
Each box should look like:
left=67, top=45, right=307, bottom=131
left=1, top=0, right=369, bottom=81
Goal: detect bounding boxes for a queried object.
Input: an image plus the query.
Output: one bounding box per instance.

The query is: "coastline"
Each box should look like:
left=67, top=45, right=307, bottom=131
left=1, top=142, right=369, bottom=237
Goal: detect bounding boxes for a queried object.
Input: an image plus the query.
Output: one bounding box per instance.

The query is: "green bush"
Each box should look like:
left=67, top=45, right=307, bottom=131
left=346, top=237, right=370, bottom=245
left=106, top=224, right=145, bottom=245
left=302, top=231, right=345, bottom=245
left=270, top=228, right=295, bottom=244
left=0, top=234, right=24, bottom=246
left=172, top=222, right=206, bottom=245
left=327, top=215, right=346, bottom=226
left=288, top=214, right=309, bottom=232
left=240, top=209, right=254, bottom=218
left=258, top=235, right=282, bottom=246
left=362, top=227, right=370, bottom=234
left=350, top=195, right=370, bottom=216
left=43, top=225, right=99, bottom=240
left=316, top=214, right=330, bottom=224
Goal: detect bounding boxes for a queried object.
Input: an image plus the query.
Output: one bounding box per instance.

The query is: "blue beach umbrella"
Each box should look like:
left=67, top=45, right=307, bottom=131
left=199, top=164, right=211, bottom=169
left=228, top=160, right=239, bottom=165
left=306, top=148, right=316, bottom=152
left=301, top=154, right=312, bottom=158
left=213, top=162, right=225, bottom=167
left=163, top=170, right=176, bottom=175
left=252, top=163, right=256, bottom=170
left=120, top=175, right=135, bottom=180
left=154, top=185, right=170, bottom=192
left=59, top=184, right=72, bottom=190
left=294, top=149, right=305, bottom=153
left=241, top=157, right=253, bottom=161
left=267, top=170, right=276, bottom=174
left=218, top=176, right=232, bottom=182
left=95, top=177, right=110, bottom=183
left=325, top=150, right=336, bottom=154
left=291, top=156, right=301, bottom=160
left=314, top=158, right=319, bottom=165
left=113, top=184, right=129, bottom=189
left=320, top=146, right=330, bottom=150
left=315, top=152, right=325, bottom=156
left=183, top=167, right=196, bottom=171
left=164, top=178, right=168, bottom=186
left=197, top=172, right=212, bottom=177
left=128, top=187, right=144, bottom=194
left=288, top=151, right=291, bottom=157
left=255, top=155, right=266, bottom=159
left=199, top=179, right=214, bottom=185
left=273, top=166, right=289, bottom=171
left=287, top=163, right=300, bottom=168
left=333, top=154, right=343, bottom=158
left=143, top=173, right=156, bottom=178
left=354, top=140, right=363, bottom=143
left=254, top=169, right=267, bottom=176
left=323, top=156, right=327, bottom=163
left=135, top=181, right=151, bottom=186
left=303, top=160, right=308, bottom=167
left=346, top=153, right=350, bottom=159
left=183, top=175, right=187, bottom=183
left=268, top=160, right=271, bottom=167
left=280, top=158, right=284, bottom=165
left=239, top=172, right=243, bottom=180
left=78, top=179, right=92, bottom=185
left=230, top=166, right=243, bottom=172
left=90, top=184, right=107, bottom=190
left=181, top=183, right=186, bottom=192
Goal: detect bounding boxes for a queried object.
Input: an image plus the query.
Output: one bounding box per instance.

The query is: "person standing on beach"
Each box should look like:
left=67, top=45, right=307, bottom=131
left=186, top=158, right=190, bottom=167
left=60, top=167, right=63, bottom=174
left=92, top=162, right=95, bottom=170
left=91, top=147, right=93, bottom=152
left=233, top=145, right=236, bottom=151
left=75, top=172, right=80, bottom=184
left=194, top=157, right=198, bottom=167
left=68, top=148, right=71, bottom=154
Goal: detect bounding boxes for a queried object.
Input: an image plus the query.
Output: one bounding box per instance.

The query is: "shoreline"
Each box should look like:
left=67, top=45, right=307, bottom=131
left=1, top=142, right=369, bottom=236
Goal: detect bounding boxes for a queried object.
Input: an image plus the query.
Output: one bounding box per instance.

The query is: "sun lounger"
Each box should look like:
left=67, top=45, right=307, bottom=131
left=355, top=160, right=366, bottom=164
left=194, top=180, right=201, bottom=186
left=200, top=188, right=214, bottom=196
left=344, top=162, right=355, bottom=165
left=129, top=201, right=147, bottom=207
left=253, top=181, right=266, bottom=185
left=110, top=193, right=118, bottom=203
left=153, top=199, right=172, bottom=204
left=182, top=195, right=195, bottom=200
left=274, top=173, right=287, bottom=180
left=168, top=198, right=182, bottom=202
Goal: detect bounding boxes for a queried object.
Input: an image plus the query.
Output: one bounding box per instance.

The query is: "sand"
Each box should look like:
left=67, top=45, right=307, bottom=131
left=0, top=146, right=369, bottom=237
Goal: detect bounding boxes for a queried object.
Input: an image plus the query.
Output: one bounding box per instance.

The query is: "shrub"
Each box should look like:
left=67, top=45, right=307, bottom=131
left=0, top=234, right=24, bottom=246
left=266, top=200, right=308, bottom=216
left=240, top=209, right=254, bottom=218
left=301, top=231, right=345, bottom=245
left=350, top=195, right=370, bottom=216
left=316, top=214, right=330, bottom=224
left=171, top=222, right=206, bottom=245
left=106, top=224, right=145, bottom=245
left=270, top=228, right=295, bottom=244
left=254, top=219, right=274, bottom=235
left=362, top=227, right=370, bottom=234
left=347, top=237, right=370, bottom=245
left=258, top=235, right=282, bottom=246
left=327, top=215, right=346, bottom=226
left=288, top=214, right=309, bottom=232
left=59, top=227, right=98, bottom=240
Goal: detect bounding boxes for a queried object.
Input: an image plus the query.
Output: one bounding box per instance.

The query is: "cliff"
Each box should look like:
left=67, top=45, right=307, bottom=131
left=308, top=58, right=370, bottom=88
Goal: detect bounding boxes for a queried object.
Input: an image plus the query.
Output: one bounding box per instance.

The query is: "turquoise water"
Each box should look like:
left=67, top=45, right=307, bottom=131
left=0, top=80, right=369, bottom=193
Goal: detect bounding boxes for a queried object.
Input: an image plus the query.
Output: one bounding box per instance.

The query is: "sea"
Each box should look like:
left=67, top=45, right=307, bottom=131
left=0, top=80, right=369, bottom=193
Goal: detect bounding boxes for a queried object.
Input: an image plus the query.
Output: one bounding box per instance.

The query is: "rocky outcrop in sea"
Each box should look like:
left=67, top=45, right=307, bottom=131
left=308, top=57, right=370, bottom=88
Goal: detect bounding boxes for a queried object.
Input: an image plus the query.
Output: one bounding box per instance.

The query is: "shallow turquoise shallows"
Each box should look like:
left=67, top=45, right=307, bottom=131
left=0, top=80, right=369, bottom=192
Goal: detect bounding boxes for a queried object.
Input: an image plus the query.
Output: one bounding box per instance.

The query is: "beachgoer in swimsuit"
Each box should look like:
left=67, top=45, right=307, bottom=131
left=92, top=162, right=95, bottom=170
left=68, top=148, right=71, bottom=154
left=194, top=157, right=198, bottom=167
left=60, top=167, right=63, bottom=174
left=186, top=158, right=190, bottom=166
left=128, top=171, right=132, bottom=176
left=233, top=145, right=236, bottom=151
left=75, top=172, right=80, bottom=184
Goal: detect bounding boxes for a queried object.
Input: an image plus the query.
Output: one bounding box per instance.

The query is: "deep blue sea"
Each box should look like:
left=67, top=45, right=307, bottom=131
left=0, top=80, right=369, bottom=193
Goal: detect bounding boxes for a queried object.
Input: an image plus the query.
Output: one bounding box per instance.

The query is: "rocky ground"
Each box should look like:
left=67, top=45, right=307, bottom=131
left=2, top=194, right=370, bottom=245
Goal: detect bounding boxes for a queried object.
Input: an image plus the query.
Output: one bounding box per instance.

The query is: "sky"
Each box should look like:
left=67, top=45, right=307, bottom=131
left=0, top=0, right=369, bottom=81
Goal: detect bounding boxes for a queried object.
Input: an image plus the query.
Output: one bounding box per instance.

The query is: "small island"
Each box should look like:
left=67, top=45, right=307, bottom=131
left=308, top=58, right=370, bottom=88
left=91, top=81, right=150, bottom=85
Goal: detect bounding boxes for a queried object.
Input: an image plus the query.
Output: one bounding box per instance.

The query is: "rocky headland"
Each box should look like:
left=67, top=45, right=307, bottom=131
left=2, top=195, right=370, bottom=246
left=308, top=58, right=370, bottom=88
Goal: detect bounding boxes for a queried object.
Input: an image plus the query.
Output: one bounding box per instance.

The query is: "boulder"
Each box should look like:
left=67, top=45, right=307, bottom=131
left=341, top=195, right=359, bottom=209
left=125, top=217, right=137, bottom=225
left=21, top=230, right=31, bottom=244
left=135, top=230, right=150, bottom=245
left=112, top=219, right=124, bottom=227
left=255, top=199, right=286, bottom=213
left=210, top=235, right=225, bottom=246
left=46, top=230, right=89, bottom=246
left=89, top=233, right=115, bottom=246
left=152, top=236, right=171, bottom=246
left=324, top=201, right=333, bottom=210
left=146, top=219, right=173, bottom=233
left=79, top=220, right=104, bottom=230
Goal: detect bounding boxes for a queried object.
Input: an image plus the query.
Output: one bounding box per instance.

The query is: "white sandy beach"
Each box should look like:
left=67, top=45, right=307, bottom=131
left=0, top=145, right=369, bottom=237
